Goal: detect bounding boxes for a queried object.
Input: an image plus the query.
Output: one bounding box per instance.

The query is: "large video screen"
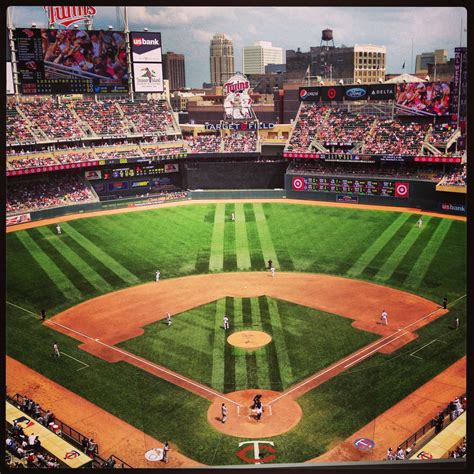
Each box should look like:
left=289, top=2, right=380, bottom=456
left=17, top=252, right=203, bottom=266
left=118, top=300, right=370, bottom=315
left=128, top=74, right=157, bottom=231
left=395, top=81, right=451, bottom=116
left=15, top=28, right=129, bottom=94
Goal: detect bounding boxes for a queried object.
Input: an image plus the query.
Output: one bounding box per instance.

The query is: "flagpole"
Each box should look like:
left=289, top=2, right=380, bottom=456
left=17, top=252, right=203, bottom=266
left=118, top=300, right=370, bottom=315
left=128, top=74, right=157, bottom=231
left=411, top=37, right=414, bottom=74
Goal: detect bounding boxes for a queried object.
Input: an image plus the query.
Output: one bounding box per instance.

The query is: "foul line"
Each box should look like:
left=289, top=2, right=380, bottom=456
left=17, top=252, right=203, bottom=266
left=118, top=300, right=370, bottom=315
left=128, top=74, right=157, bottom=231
left=60, top=351, right=89, bottom=371
left=6, top=301, right=40, bottom=318
left=409, top=339, right=446, bottom=360
left=46, top=319, right=243, bottom=407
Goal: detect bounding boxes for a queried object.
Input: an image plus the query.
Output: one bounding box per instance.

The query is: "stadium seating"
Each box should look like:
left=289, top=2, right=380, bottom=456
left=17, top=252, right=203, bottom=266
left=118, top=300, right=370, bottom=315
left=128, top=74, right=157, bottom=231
left=6, top=104, right=37, bottom=145
left=223, top=132, right=258, bottom=152
left=428, top=123, right=457, bottom=145
left=7, top=175, right=98, bottom=213
left=437, top=165, right=467, bottom=186
left=184, top=134, right=222, bottom=153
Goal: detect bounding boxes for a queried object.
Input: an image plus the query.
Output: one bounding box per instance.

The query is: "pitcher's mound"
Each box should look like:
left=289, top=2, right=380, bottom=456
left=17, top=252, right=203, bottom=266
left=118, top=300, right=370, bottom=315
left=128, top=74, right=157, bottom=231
left=227, top=331, right=272, bottom=350
left=208, top=390, right=302, bottom=438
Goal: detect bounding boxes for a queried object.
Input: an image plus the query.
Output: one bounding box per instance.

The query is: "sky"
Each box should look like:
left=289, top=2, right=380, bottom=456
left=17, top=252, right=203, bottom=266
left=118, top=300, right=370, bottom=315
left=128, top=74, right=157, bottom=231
left=8, top=6, right=467, bottom=88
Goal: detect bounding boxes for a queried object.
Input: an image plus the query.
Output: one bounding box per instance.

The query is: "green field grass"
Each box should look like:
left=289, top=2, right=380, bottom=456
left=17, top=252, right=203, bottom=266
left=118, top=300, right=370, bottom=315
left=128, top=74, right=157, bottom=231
left=5, top=202, right=466, bottom=465
left=118, top=296, right=379, bottom=392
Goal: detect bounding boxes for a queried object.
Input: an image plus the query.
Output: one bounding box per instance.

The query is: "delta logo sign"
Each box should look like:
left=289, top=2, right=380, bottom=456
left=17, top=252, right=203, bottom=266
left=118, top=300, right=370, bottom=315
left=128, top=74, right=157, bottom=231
left=43, top=6, right=97, bottom=27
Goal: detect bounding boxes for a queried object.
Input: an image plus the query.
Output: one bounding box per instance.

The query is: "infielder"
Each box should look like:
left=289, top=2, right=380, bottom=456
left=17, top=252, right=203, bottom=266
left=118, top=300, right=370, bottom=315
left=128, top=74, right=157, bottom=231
left=56, top=224, right=62, bottom=235
left=53, top=342, right=60, bottom=357
left=271, top=266, right=275, bottom=277
left=221, top=403, right=228, bottom=423
left=380, top=309, right=388, bottom=326
left=417, top=216, right=423, bottom=228
left=155, top=270, right=160, bottom=282
left=223, top=315, right=230, bottom=330
left=166, top=312, right=172, bottom=326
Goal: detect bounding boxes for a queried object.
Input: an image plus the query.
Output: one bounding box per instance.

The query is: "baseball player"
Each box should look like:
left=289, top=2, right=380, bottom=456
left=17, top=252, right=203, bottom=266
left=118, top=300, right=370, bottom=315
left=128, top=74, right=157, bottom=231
left=53, top=342, right=60, bottom=357
left=155, top=270, right=160, bottom=282
left=41, top=309, right=46, bottom=322
left=223, top=315, right=230, bottom=330
left=166, top=312, right=172, bottom=326
left=417, top=216, right=423, bottom=228
left=271, top=266, right=275, bottom=277
left=221, top=403, right=228, bottom=423
left=455, top=316, right=460, bottom=330
left=255, top=401, right=263, bottom=421
left=162, top=441, right=169, bottom=463
left=56, top=224, right=62, bottom=235
left=231, top=212, right=235, bottom=221
left=380, top=309, right=388, bottom=326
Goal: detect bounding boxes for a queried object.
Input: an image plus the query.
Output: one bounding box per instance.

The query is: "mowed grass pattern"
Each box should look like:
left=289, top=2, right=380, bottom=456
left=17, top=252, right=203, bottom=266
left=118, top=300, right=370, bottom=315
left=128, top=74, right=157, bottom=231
left=118, top=296, right=379, bottom=393
left=6, top=203, right=466, bottom=317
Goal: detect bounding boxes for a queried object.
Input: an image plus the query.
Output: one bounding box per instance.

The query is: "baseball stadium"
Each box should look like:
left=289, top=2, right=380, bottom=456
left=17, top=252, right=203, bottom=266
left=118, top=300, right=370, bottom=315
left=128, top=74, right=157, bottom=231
left=4, top=6, right=467, bottom=471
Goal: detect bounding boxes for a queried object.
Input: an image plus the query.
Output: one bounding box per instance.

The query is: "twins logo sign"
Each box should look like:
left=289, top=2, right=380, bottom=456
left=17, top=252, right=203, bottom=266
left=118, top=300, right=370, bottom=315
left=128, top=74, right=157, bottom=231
left=236, top=441, right=276, bottom=464
left=394, top=182, right=410, bottom=198
left=292, top=177, right=306, bottom=191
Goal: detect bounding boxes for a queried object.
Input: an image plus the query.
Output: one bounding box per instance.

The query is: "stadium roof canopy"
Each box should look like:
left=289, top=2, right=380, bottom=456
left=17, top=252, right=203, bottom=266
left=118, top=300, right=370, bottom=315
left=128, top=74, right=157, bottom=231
left=384, top=73, right=426, bottom=83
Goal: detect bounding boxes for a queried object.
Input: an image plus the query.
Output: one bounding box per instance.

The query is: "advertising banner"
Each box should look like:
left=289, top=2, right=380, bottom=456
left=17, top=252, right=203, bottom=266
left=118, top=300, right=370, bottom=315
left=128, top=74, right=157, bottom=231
left=164, top=163, right=179, bottom=173
left=130, top=32, right=162, bottom=63
left=107, top=181, right=129, bottom=191
left=133, top=62, right=163, bottom=92
left=368, top=84, right=395, bottom=100
left=299, top=87, right=321, bottom=102
left=343, top=85, right=369, bottom=101
left=320, top=85, right=343, bottom=102
left=131, top=180, right=150, bottom=188
left=6, top=213, right=31, bottom=226
left=84, top=170, right=102, bottom=180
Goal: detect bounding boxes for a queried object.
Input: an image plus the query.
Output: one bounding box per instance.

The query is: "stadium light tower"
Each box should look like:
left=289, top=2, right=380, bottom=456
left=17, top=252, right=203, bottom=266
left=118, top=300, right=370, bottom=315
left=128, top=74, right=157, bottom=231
left=108, top=25, right=113, bottom=30
left=31, top=22, right=36, bottom=27
left=144, top=27, right=148, bottom=32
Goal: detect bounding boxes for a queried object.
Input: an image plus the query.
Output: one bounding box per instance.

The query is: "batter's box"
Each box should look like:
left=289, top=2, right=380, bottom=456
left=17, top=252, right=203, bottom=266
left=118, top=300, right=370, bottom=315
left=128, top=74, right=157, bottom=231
left=237, top=404, right=273, bottom=418
left=409, top=339, right=448, bottom=360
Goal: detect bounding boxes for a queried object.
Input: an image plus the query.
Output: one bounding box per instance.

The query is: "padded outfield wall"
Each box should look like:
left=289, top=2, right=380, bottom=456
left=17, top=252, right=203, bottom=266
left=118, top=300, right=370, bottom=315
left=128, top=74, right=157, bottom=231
left=285, top=174, right=467, bottom=216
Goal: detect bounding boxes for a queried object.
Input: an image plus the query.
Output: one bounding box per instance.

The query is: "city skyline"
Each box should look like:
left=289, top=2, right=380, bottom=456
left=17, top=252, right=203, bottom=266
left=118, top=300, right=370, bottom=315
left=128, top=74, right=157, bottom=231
left=7, top=6, right=467, bottom=88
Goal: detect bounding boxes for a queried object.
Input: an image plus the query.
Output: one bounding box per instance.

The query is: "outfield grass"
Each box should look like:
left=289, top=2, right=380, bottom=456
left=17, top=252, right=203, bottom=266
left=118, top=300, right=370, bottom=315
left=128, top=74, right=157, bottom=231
left=118, top=296, right=379, bottom=392
left=5, top=202, right=466, bottom=465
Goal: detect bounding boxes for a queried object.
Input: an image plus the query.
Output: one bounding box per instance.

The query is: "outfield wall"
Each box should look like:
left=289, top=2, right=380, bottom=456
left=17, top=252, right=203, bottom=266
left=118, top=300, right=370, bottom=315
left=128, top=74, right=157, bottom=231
left=285, top=175, right=467, bottom=216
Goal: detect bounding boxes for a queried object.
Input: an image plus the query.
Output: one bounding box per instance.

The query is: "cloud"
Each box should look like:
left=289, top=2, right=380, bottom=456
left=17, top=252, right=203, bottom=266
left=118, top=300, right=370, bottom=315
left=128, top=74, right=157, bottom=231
left=191, top=28, right=214, bottom=43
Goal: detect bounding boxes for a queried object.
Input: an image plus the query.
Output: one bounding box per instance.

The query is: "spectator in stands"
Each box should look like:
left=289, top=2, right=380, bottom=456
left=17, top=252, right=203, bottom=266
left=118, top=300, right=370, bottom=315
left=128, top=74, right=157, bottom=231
left=386, top=447, right=394, bottom=460
left=395, top=447, right=405, bottom=460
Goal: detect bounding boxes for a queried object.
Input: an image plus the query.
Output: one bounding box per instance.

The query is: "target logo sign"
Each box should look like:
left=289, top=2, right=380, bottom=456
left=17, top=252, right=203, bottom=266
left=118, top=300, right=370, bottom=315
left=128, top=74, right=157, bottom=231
left=327, top=88, right=337, bottom=99
left=292, top=177, right=305, bottom=191
left=395, top=182, right=410, bottom=198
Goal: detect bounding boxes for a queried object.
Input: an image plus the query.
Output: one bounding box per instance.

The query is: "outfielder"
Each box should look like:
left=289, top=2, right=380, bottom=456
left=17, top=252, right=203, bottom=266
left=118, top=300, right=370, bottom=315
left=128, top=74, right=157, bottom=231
left=231, top=212, right=235, bottom=221
left=53, top=342, right=60, bottom=357
left=271, top=266, right=275, bottom=277
left=417, top=216, right=423, bottom=228
left=56, top=224, right=62, bottom=235
left=155, top=270, right=160, bottom=282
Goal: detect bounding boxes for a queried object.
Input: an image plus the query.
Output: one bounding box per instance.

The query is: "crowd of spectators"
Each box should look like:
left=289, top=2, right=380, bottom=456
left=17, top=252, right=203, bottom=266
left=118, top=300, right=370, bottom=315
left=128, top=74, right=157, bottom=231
left=286, top=160, right=444, bottom=181
left=120, top=99, right=176, bottom=134
left=55, top=151, right=96, bottom=164
left=316, top=109, right=374, bottom=145
left=363, top=120, right=429, bottom=155
left=437, top=165, right=467, bottom=187
left=73, top=99, right=129, bottom=136
left=7, top=155, right=57, bottom=171
left=7, top=174, right=97, bottom=213
left=19, top=100, right=85, bottom=140
left=428, top=123, right=457, bottom=145
left=285, top=104, right=329, bottom=152
left=94, top=148, right=142, bottom=160
left=449, top=437, right=467, bottom=458
left=141, top=145, right=186, bottom=157
left=185, top=134, right=222, bottom=153
left=6, top=105, right=37, bottom=145
left=223, top=132, right=258, bottom=152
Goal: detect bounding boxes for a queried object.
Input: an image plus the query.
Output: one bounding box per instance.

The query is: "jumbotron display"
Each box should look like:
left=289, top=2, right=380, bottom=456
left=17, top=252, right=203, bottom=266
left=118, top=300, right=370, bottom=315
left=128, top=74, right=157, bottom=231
left=291, top=176, right=410, bottom=198
left=15, top=28, right=128, bottom=94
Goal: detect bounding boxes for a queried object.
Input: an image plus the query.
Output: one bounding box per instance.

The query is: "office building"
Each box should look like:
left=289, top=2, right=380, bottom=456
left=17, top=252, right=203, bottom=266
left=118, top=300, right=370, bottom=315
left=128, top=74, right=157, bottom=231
left=243, top=41, right=283, bottom=75
left=162, top=52, right=186, bottom=91
left=210, top=33, right=235, bottom=86
left=415, top=49, right=448, bottom=75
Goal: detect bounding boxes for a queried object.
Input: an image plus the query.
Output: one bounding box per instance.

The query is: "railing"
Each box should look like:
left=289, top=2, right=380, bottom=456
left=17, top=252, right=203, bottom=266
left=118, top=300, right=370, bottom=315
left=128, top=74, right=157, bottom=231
left=398, top=392, right=466, bottom=457
left=7, top=393, right=134, bottom=468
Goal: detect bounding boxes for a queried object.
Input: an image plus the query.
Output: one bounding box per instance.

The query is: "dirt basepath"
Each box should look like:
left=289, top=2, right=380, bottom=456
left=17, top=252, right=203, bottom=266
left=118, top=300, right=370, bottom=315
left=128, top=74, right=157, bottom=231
left=6, top=356, right=204, bottom=468
left=6, top=197, right=466, bottom=233
left=46, top=272, right=443, bottom=404
left=307, top=356, right=466, bottom=463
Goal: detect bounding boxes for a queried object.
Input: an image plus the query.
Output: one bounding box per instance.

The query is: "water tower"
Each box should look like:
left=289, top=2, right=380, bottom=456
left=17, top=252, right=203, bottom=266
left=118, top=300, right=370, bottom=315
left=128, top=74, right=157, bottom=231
left=320, top=28, right=335, bottom=49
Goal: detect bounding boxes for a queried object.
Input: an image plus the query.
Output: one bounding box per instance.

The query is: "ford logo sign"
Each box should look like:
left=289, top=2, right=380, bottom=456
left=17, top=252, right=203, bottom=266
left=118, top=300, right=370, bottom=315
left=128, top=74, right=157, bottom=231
left=346, top=87, right=366, bottom=98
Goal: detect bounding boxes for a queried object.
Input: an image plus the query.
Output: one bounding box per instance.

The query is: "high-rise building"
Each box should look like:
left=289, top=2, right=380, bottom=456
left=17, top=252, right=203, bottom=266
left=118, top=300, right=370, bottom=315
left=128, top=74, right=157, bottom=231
left=243, top=41, right=283, bottom=75
left=415, top=49, right=448, bottom=75
left=210, top=33, right=235, bottom=86
left=162, top=52, right=186, bottom=91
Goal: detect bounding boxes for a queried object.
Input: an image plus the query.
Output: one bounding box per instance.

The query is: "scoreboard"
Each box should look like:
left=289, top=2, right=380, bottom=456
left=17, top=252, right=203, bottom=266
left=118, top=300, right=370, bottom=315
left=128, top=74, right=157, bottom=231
left=291, top=176, right=410, bottom=198
left=102, top=164, right=173, bottom=179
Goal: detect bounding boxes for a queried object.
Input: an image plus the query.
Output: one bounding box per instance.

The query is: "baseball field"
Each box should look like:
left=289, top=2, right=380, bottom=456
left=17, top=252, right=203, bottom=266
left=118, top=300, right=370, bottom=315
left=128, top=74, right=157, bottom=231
left=6, top=200, right=466, bottom=466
